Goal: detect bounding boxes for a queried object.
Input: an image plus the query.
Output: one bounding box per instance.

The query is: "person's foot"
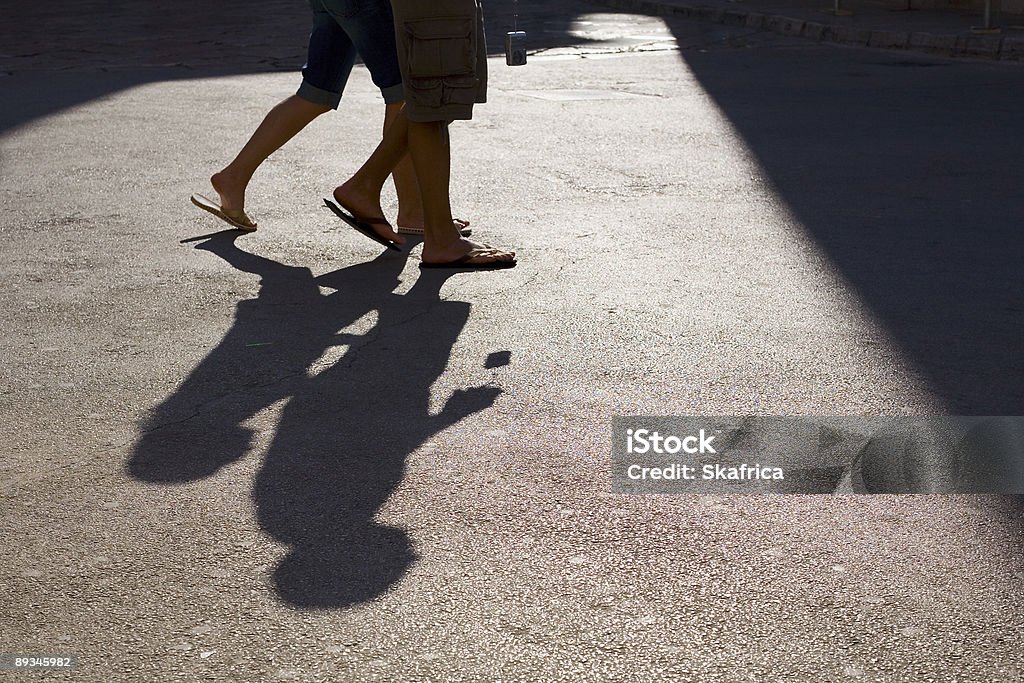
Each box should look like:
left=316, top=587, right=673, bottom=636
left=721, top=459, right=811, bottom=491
left=210, top=170, right=248, bottom=217
left=193, top=170, right=257, bottom=230
left=333, top=180, right=406, bottom=246
left=421, top=237, right=516, bottom=268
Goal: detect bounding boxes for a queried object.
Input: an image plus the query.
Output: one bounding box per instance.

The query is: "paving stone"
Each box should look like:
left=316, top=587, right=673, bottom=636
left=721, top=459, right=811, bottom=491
left=833, top=26, right=874, bottom=45
left=868, top=30, right=910, bottom=48
left=908, top=31, right=958, bottom=54
left=745, top=12, right=768, bottom=28
left=802, top=21, right=828, bottom=40
left=955, top=34, right=1002, bottom=58
left=722, top=9, right=750, bottom=25
left=1000, top=36, right=1024, bottom=60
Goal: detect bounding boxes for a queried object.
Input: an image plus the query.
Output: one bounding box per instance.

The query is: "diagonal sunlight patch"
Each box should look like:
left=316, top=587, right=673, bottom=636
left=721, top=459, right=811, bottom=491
left=654, top=18, right=1023, bottom=413
left=307, top=309, right=378, bottom=379
left=530, top=13, right=682, bottom=59
left=565, top=13, right=680, bottom=50
left=599, top=26, right=944, bottom=412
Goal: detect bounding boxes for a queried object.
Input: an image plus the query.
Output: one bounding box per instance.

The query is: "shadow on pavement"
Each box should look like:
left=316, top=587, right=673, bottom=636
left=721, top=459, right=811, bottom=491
left=661, top=16, right=1024, bottom=413
left=127, top=234, right=504, bottom=607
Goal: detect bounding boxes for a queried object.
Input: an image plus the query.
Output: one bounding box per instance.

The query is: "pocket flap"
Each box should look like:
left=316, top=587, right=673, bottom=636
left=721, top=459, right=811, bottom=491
left=442, top=75, right=478, bottom=89
left=405, top=17, right=473, bottom=40
left=409, top=77, right=442, bottom=90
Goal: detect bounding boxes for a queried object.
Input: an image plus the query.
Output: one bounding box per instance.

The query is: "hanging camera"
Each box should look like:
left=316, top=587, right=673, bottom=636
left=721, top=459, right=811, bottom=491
left=505, top=0, right=527, bottom=66
left=505, top=31, right=527, bottom=66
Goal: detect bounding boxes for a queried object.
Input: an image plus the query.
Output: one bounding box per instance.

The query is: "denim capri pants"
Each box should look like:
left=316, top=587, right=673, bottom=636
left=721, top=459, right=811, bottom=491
left=298, top=0, right=405, bottom=109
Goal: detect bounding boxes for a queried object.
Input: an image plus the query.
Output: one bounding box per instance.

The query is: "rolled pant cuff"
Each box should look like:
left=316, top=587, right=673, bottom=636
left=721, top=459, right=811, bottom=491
left=380, top=82, right=405, bottom=104
left=297, top=80, right=343, bottom=110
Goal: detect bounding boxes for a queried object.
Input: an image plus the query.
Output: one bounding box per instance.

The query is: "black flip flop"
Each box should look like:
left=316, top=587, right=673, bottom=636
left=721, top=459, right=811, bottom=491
left=323, top=198, right=401, bottom=251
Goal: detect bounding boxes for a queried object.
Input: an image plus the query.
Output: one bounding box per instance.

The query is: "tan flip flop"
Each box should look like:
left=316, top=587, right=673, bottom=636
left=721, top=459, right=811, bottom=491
left=190, top=193, right=257, bottom=231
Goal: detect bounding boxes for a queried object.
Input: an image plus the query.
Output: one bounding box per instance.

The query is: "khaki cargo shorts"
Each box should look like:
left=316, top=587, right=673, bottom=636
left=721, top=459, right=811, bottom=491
left=390, top=0, right=487, bottom=122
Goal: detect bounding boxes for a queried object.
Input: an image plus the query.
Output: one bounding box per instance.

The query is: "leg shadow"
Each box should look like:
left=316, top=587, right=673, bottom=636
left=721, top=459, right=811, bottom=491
left=128, top=234, right=506, bottom=606
left=128, top=233, right=407, bottom=484
left=259, top=268, right=504, bottom=607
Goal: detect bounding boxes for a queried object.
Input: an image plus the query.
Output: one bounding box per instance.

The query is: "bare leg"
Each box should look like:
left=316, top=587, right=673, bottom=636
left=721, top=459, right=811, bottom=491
left=407, top=120, right=514, bottom=266
left=410, top=120, right=455, bottom=247
left=212, top=95, right=330, bottom=215
left=389, top=106, right=470, bottom=235
left=332, top=106, right=409, bottom=245
left=387, top=103, right=423, bottom=225
left=336, top=107, right=512, bottom=263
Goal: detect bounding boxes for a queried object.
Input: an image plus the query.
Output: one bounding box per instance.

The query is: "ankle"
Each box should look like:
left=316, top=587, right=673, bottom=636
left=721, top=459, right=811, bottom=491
left=396, top=209, right=425, bottom=225
left=335, top=178, right=380, bottom=205
left=213, top=168, right=247, bottom=188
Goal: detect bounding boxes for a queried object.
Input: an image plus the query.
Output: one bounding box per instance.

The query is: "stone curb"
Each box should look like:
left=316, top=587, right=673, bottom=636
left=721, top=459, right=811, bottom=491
left=587, top=0, right=1024, bottom=60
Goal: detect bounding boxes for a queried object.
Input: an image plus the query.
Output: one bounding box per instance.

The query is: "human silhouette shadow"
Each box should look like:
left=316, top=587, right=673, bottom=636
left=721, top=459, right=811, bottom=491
left=128, top=233, right=503, bottom=607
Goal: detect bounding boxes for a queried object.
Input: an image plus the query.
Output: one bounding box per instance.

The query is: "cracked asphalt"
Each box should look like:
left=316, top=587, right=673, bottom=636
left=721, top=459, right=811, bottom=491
left=2, top=1, right=1023, bottom=681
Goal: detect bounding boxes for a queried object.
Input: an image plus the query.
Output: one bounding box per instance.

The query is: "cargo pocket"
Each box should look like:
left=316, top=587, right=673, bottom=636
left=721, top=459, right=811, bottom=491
left=406, top=17, right=476, bottom=77
left=441, top=75, right=479, bottom=105
left=408, top=77, right=443, bottom=108
left=405, top=17, right=479, bottom=109
left=407, top=77, right=479, bottom=109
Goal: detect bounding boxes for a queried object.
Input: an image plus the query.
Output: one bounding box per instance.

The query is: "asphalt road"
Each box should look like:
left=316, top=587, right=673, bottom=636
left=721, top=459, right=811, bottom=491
left=1, top=2, right=1023, bottom=681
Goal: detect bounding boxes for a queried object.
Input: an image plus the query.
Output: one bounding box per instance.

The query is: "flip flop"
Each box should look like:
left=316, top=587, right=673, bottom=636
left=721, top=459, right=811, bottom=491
left=420, top=248, right=517, bottom=270
left=397, top=219, right=472, bottom=237
left=323, top=198, right=402, bottom=252
left=190, top=193, right=257, bottom=231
